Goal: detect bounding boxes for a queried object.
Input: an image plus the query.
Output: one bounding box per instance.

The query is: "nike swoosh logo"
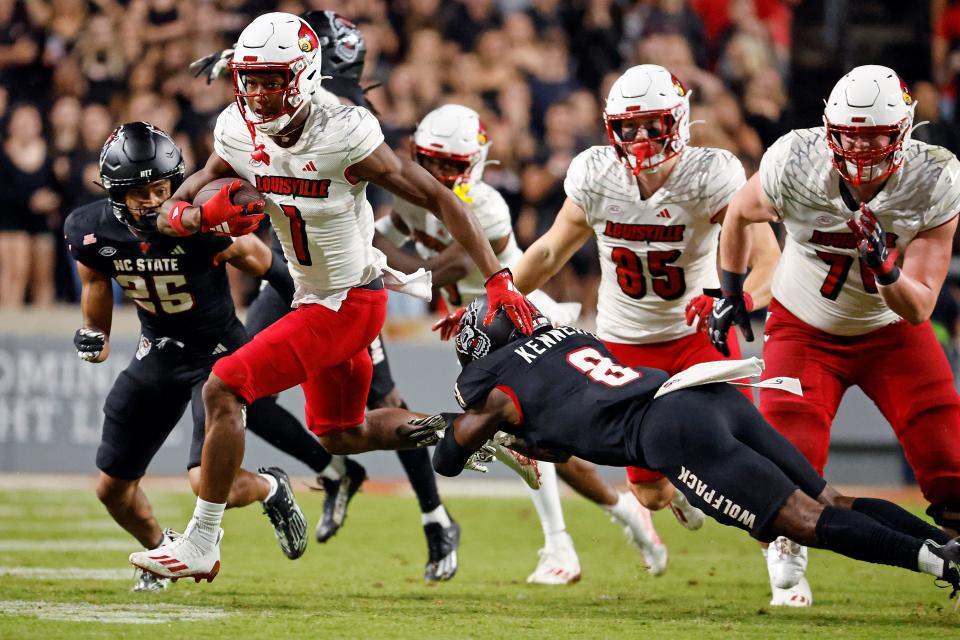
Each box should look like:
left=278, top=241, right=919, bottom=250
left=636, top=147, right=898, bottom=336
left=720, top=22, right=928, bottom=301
left=712, top=306, right=733, bottom=319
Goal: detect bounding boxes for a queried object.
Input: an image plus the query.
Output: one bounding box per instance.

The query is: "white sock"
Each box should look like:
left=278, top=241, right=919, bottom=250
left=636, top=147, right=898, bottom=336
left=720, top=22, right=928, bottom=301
left=526, top=461, right=567, bottom=549
left=605, top=491, right=636, bottom=523
left=259, top=472, right=279, bottom=501
left=188, top=498, right=225, bottom=551
left=321, top=455, right=346, bottom=481
left=918, top=544, right=946, bottom=577
left=421, top=505, right=451, bottom=528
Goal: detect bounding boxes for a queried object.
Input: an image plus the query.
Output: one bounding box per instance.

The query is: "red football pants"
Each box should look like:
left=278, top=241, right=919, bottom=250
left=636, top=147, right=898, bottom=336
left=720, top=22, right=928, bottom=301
left=760, top=299, right=960, bottom=504
left=214, top=287, right=387, bottom=436
left=603, top=330, right=747, bottom=484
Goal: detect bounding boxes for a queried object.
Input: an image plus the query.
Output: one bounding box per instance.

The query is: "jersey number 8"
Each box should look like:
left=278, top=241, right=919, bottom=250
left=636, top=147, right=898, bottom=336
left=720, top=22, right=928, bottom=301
left=566, top=346, right=640, bottom=387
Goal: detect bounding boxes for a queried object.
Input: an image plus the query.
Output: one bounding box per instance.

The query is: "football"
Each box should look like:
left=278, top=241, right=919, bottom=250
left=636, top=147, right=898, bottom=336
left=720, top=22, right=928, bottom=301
left=193, top=177, right=263, bottom=208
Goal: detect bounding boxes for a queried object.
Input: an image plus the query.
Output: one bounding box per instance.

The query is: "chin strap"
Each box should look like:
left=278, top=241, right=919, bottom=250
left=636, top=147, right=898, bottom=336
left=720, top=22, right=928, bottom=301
left=245, top=121, right=270, bottom=165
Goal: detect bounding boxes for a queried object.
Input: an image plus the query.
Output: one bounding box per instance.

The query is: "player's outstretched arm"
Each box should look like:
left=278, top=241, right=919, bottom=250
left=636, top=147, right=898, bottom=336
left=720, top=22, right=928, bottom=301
left=74, top=262, right=114, bottom=363
left=350, top=144, right=501, bottom=277
left=431, top=389, right=520, bottom=477
left=864, top=213, right=958, bottom=324
left=512, top=197, right=593, bottom=294
left=215, top=236, right=296, bottom=306
left=353, top=144, right=536, bottom=333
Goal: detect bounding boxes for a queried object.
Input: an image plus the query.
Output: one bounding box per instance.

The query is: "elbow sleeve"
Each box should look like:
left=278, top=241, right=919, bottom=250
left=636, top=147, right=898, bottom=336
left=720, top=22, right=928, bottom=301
left=432, top=425, right=474, bottom=477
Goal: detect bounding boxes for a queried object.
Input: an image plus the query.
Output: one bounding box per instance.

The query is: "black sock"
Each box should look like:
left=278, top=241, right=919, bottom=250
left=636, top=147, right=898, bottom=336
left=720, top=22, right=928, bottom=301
left=852, top=498, right=951, bottom=545
left=815, top=505, right=923, bottom=572
left=246, top=397, right=332, bottom=473
left=397, top=447, right=442, bottom=513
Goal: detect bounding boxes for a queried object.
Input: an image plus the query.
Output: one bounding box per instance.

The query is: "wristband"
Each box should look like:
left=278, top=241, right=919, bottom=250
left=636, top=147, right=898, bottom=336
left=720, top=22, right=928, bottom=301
left=876, top=264, right=901, bottom=286
left=720, top=270, right=747, bottom=297
left=167, top=201, right=194, bottom=237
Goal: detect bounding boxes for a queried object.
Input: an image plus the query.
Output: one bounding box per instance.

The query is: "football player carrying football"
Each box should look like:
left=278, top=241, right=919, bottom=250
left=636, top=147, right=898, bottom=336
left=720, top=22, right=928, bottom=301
left=714, top=65, right=960, bottom=607
left=66, top=122, right=308, bottom=591
left=129, top=12, right=535, bottom=583
left=419, top=296, right=960, bottom=605
left=194, top=11, right=461, bottom=582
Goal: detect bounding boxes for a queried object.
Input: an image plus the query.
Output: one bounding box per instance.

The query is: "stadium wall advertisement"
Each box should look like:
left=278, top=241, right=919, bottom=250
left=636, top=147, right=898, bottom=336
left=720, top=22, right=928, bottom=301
left=0, top=328, right=915, bottom=485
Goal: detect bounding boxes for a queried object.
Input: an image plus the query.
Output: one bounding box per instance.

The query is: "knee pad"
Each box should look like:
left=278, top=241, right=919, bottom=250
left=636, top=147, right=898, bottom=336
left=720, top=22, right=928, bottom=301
left=926, top=502, right=960, bottom=530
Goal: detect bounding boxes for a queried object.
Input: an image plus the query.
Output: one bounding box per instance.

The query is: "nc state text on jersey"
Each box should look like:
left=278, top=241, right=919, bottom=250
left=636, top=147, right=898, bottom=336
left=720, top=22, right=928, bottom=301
left=254, top=175, right=331, bottom=198
left=603, top=221, right=686, bottom=243
left=113, top=258, right=181, bottom=272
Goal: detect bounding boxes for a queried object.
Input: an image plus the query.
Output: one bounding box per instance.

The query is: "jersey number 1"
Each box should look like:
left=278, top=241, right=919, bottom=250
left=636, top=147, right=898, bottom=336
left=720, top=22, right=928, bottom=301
left=612, top=248, right=686, bottom=300
left=280, top=205, right=312, bottom=266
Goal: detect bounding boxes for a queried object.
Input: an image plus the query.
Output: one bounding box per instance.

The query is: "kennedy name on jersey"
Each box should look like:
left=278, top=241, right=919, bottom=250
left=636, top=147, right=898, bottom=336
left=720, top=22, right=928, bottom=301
left=603, top=221, right=686, bottom=243
left=254, top=175, right=331, bottom=198
left=513, top=325, right=594, bottom=364
left=112, top=258, right=182, bottom=272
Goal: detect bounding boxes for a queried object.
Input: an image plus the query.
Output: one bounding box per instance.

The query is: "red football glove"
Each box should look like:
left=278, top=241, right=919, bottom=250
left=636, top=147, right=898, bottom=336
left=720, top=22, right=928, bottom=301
left=483, top=268, right=537, bottom=335
left=431, top=307, right=466, bottom=341
left=200, top=179, right=265, bottom=237
left=846, top=204, right=900, bottom=284
left=685, top=289, right=753, bottom=333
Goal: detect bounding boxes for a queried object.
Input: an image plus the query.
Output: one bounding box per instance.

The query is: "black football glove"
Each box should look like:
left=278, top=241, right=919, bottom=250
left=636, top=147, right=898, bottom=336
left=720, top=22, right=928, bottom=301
left=189, top=48, right=234, bottom=84
left=74, top=328, right=106, bottom=362
left=708, top=271, right=754, bottom=357
left=846, top=204, right=900, bottom=285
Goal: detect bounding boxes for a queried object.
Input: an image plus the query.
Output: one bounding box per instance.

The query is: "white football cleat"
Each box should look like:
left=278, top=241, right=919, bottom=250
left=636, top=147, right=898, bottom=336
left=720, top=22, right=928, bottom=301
left=616, top=498, right=668, bottom=576
left=770, top=576, right=813, bottom=607
left=668, top=491, right=704, bottom=531
left=129, top=525, right=223, bottom=583
left=526, top=533, right=581, bottom=585
left=767, top=536, right=808, bottom=590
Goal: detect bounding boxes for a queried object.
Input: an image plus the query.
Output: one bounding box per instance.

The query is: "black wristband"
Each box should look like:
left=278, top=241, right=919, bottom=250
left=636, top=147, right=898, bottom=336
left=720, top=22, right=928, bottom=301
left=720, top=270, right=747, bottom=296
left=875, top=264, right=901, bottom=286
left=263, top=251, right=295, bottom=307
left=432, top=425, right=474, bottom=477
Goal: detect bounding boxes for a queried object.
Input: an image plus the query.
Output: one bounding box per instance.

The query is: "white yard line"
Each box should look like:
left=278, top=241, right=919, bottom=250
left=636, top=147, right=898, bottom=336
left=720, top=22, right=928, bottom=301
left=0, top=540, right=131, bottom=551
left=0, top=567, right=130, bottom=580
left=0, top=600, right=228, bottom=624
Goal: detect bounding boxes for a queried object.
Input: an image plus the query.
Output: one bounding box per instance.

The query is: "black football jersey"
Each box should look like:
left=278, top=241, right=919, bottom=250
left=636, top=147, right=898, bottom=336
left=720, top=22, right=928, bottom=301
left=64, top=199, right=236, bottom=345
left=454, top=327, right=670, bottom=466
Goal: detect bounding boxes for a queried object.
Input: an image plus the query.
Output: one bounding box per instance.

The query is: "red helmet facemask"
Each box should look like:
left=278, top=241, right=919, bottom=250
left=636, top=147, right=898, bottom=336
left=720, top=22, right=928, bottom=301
left=824, top=119, right=910, bottom=186
left=414, top=146, right=473, bottom=188
left=605, top=109, right=683, bottom=175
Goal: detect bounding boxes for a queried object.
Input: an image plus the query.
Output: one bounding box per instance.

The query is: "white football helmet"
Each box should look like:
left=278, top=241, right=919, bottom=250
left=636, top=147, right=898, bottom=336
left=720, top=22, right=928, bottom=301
left=604, top=64, right=691, bottom=175
left=823, top=65, right=916, bottom=186
left=413, top=104, right=490, bottom=188
left=230, top=12, right=324, bottom=139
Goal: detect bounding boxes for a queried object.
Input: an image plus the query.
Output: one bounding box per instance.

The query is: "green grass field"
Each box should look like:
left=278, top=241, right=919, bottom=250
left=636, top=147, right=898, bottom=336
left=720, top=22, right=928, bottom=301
left=0, top=485, right=955, bottom=639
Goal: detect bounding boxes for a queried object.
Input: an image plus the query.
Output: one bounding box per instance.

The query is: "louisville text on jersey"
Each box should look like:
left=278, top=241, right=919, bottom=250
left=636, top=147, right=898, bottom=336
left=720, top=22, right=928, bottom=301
left=254, top=175, right=331, bottom=198
left=603, top=221, right=686, bottom=243
left=809, top=229, right=899, bottom=250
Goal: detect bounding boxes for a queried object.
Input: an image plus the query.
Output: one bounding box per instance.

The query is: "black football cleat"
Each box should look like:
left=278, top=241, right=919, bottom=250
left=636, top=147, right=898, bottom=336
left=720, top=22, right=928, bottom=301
left=424, top=519, right=460, bottom=581
left=259, top=466, right=308, bottom=559
left=315, top=458, right=367, bottom=543
left=925, top=537, right=960, bottom=602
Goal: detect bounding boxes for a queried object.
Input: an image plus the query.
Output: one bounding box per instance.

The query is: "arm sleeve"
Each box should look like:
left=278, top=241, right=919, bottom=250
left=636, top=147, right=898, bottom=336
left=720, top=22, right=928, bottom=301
left=432, top=424, right=474, bottom=477
left=758, top=132, right=794, bottom=213
left=925, top=154, right=960, bottom=230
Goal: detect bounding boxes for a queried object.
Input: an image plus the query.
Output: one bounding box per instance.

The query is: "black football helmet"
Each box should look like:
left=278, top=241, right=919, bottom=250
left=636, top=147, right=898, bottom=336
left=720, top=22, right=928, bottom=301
left=304, top=10, right=366, bottom=81
left=99, top=122, right=184, bottom=237
left=454, top=296, right=551, bottom=367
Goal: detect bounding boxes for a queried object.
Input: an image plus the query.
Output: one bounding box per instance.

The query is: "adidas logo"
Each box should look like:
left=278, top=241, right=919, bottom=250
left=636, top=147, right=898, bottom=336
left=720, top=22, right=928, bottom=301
left=212, top=343, right=228, bottom=355
left=303, top=160, right=317, bottom=172
left=171, top=245, right=185, bottom=256
left=656, top=209, right=671, bottom=219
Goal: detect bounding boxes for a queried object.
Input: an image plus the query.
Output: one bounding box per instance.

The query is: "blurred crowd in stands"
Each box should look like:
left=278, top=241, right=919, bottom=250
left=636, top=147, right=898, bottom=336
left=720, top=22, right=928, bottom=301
left=1, top=0, right=958, bottom=354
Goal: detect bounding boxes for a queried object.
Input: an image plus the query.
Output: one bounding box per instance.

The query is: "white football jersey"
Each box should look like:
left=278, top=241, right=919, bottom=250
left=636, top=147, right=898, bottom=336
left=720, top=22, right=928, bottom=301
left=760, top=127, right=960, bottom=335
left=214, top=102, right=386, bottom=308
left=387, top=182, right=521, bottom=305
left=566, top=145, right=745, bottom=344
